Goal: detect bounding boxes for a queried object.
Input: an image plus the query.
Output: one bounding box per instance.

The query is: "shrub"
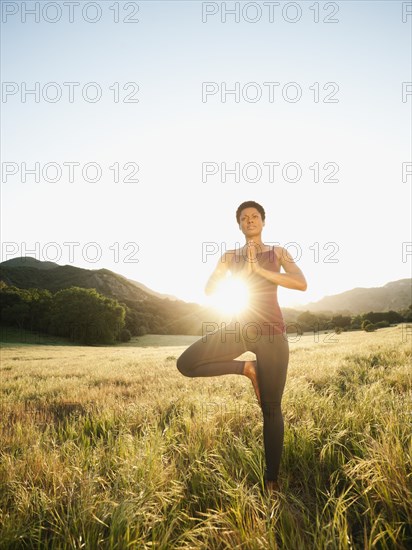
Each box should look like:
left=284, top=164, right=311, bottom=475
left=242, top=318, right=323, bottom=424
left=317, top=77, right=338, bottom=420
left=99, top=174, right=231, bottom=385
left=119, top=328, right=132, bottom=342
left=137, top=325, right=148, bottom=336
left=361, top=320, right=372, bottom=330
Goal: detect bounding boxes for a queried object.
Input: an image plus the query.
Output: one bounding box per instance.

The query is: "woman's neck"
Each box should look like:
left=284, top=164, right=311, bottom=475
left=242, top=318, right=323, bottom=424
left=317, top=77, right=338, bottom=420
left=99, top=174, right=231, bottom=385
left=243, top=238, right=265, bottom=250
left=246, top=237, right=263, bottom=243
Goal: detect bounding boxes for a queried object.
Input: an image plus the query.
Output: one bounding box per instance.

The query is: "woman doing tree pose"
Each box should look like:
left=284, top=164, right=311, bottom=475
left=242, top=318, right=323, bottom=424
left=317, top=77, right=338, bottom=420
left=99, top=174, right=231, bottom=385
left=176, top=201, right=307, bottom=494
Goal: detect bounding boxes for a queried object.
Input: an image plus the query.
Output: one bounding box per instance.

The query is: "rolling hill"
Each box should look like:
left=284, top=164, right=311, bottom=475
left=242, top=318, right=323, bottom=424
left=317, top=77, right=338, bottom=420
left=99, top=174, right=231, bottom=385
left=0, top=257, right=204, bottom=335
left=0, top=257, right=179, bottom=303
left=0, top=258, right=410, bottom=328
left=294, top=279, right=412, bottom=315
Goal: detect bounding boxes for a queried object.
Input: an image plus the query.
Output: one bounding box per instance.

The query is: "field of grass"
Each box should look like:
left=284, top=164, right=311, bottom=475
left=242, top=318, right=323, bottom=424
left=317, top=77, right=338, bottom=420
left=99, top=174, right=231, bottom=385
left=0, top=326, right=197, bottom=348
left=0, top=325, right=411, bottom=549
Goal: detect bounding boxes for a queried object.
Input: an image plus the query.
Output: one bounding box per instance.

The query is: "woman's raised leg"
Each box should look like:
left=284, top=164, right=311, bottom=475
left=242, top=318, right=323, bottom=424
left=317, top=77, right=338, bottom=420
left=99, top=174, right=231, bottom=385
left=176, top=321, right=250, bottom=377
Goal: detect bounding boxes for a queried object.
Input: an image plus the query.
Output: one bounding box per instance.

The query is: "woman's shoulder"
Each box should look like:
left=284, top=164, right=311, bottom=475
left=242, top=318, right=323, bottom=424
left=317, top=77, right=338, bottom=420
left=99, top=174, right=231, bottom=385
left=273, top=245, right=283, bottom=262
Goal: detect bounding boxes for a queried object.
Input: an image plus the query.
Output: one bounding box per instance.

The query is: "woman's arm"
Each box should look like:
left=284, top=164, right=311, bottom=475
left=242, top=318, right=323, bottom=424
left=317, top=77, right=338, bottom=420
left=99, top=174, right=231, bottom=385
left=252, top=246, right=308, bottom=291
left=204, top=252, right=231, bottom=296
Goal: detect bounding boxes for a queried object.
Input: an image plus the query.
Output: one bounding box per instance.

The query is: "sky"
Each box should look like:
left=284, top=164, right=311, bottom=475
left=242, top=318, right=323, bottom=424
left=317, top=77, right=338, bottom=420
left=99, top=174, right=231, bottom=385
left=1, top=0, right=411, bottom=309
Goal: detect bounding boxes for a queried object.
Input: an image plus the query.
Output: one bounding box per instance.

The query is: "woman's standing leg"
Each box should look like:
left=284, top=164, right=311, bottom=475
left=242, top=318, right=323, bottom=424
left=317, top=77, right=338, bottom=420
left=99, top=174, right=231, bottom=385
left=254, top=332, right=289, bottom=482
left=176, top=321, right=250, bottom=377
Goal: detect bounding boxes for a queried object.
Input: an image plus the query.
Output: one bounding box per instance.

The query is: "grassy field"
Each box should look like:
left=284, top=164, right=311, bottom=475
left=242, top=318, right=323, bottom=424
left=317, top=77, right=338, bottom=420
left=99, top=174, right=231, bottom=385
left=0, top=326, right=411, bottom=549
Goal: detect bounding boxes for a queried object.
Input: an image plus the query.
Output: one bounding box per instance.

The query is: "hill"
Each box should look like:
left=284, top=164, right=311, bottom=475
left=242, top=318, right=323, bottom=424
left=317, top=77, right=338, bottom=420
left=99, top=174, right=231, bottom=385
left=296, top=279, right=412, bottom=315
left=1, top=258, right=410, bottom=334
left=0, top=258, right=205, bottom=336
left=0, top=257, right=178, bottom=302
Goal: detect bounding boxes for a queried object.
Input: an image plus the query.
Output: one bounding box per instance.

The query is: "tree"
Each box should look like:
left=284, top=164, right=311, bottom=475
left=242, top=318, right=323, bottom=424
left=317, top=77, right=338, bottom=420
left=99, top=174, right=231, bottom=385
left=331, top=315, right=351, bottom=329
left=361, top=310, right=404, bottom=324
left=26, top=288, right=53, bottom=332
left=119, top=328, right=132, bottom=342
left=362, top=319, right=378, bottom=332
left=1, top=301, right=30, bottom=329
left=296, top=311, right=318, bottom=332
left=50, top=287, right=125, bottom=345
left=137, top=325, right=147, bottom=336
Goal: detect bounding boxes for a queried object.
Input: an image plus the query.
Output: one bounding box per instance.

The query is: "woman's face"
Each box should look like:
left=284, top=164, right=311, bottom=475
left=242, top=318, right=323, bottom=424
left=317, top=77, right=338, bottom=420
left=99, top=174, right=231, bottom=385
left=238, top=207, right=265, bottom=237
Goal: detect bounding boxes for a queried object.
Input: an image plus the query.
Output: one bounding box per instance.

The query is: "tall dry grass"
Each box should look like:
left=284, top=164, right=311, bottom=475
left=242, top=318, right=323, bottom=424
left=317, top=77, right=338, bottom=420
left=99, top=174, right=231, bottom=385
left=0, top=326, right=411, bottom=549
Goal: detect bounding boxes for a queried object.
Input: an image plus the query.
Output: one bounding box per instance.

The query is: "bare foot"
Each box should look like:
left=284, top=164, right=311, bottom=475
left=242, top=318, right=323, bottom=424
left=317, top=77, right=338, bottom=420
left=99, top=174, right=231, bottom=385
left=243, top=360, right=261, bottom=405
left=265, top=479, right=281, bottom=494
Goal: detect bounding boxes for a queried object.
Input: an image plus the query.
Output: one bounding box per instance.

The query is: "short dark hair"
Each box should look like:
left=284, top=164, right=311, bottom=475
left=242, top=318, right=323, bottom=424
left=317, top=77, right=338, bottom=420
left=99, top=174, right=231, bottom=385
left=236, top=201, right=266, bottom=224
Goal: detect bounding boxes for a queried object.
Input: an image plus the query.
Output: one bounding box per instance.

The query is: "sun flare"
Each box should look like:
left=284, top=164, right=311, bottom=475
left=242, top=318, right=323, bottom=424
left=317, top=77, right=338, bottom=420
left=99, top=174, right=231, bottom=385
left=208, top=276, right=250, bottom=316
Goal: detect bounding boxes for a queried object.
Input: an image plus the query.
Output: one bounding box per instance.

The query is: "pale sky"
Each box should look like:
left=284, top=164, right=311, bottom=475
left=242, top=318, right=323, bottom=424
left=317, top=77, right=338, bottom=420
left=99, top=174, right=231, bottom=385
left=1, top=0, right=411, bottom=309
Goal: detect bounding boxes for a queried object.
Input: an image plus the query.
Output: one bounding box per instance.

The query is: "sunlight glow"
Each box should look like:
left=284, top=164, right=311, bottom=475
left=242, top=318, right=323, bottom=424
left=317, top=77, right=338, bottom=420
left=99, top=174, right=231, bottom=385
left=208, top=276, right=250, bottom=316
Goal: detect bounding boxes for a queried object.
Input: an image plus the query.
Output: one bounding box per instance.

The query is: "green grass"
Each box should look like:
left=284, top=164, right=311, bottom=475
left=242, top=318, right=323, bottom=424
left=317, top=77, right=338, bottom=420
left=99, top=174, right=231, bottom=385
left=0, top=326, right=411, bottom=548
left=0, top=326, right=75, bottom=346
left=0, top=326, right=198, bottom=348
left=118, top=334, right=200, bottom=347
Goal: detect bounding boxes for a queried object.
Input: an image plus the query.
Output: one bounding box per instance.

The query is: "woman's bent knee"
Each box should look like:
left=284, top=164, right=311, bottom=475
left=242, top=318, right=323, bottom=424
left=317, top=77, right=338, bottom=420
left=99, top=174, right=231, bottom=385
left=176, top=354, right=194, bottom=377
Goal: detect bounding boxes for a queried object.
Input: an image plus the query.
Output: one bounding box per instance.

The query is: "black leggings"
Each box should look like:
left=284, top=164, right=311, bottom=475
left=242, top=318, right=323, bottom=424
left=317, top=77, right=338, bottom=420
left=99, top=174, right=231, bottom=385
left=176, top=321, right=289, bottom=482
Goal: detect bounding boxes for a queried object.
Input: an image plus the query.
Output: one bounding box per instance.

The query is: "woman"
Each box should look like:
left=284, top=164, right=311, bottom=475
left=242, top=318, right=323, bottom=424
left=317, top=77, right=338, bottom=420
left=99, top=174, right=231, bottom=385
left=176, top=201, right=307, bottom=494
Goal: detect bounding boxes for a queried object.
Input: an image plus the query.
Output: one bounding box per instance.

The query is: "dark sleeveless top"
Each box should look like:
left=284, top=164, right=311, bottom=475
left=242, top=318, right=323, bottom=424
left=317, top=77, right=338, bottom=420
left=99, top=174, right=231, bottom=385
left=229, top=245, right=286, bottom=336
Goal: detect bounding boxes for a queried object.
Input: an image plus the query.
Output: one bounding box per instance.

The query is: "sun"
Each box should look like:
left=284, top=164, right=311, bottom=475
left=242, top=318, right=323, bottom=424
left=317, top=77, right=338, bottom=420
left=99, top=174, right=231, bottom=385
left=207, top=275, right=250, bottom=316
